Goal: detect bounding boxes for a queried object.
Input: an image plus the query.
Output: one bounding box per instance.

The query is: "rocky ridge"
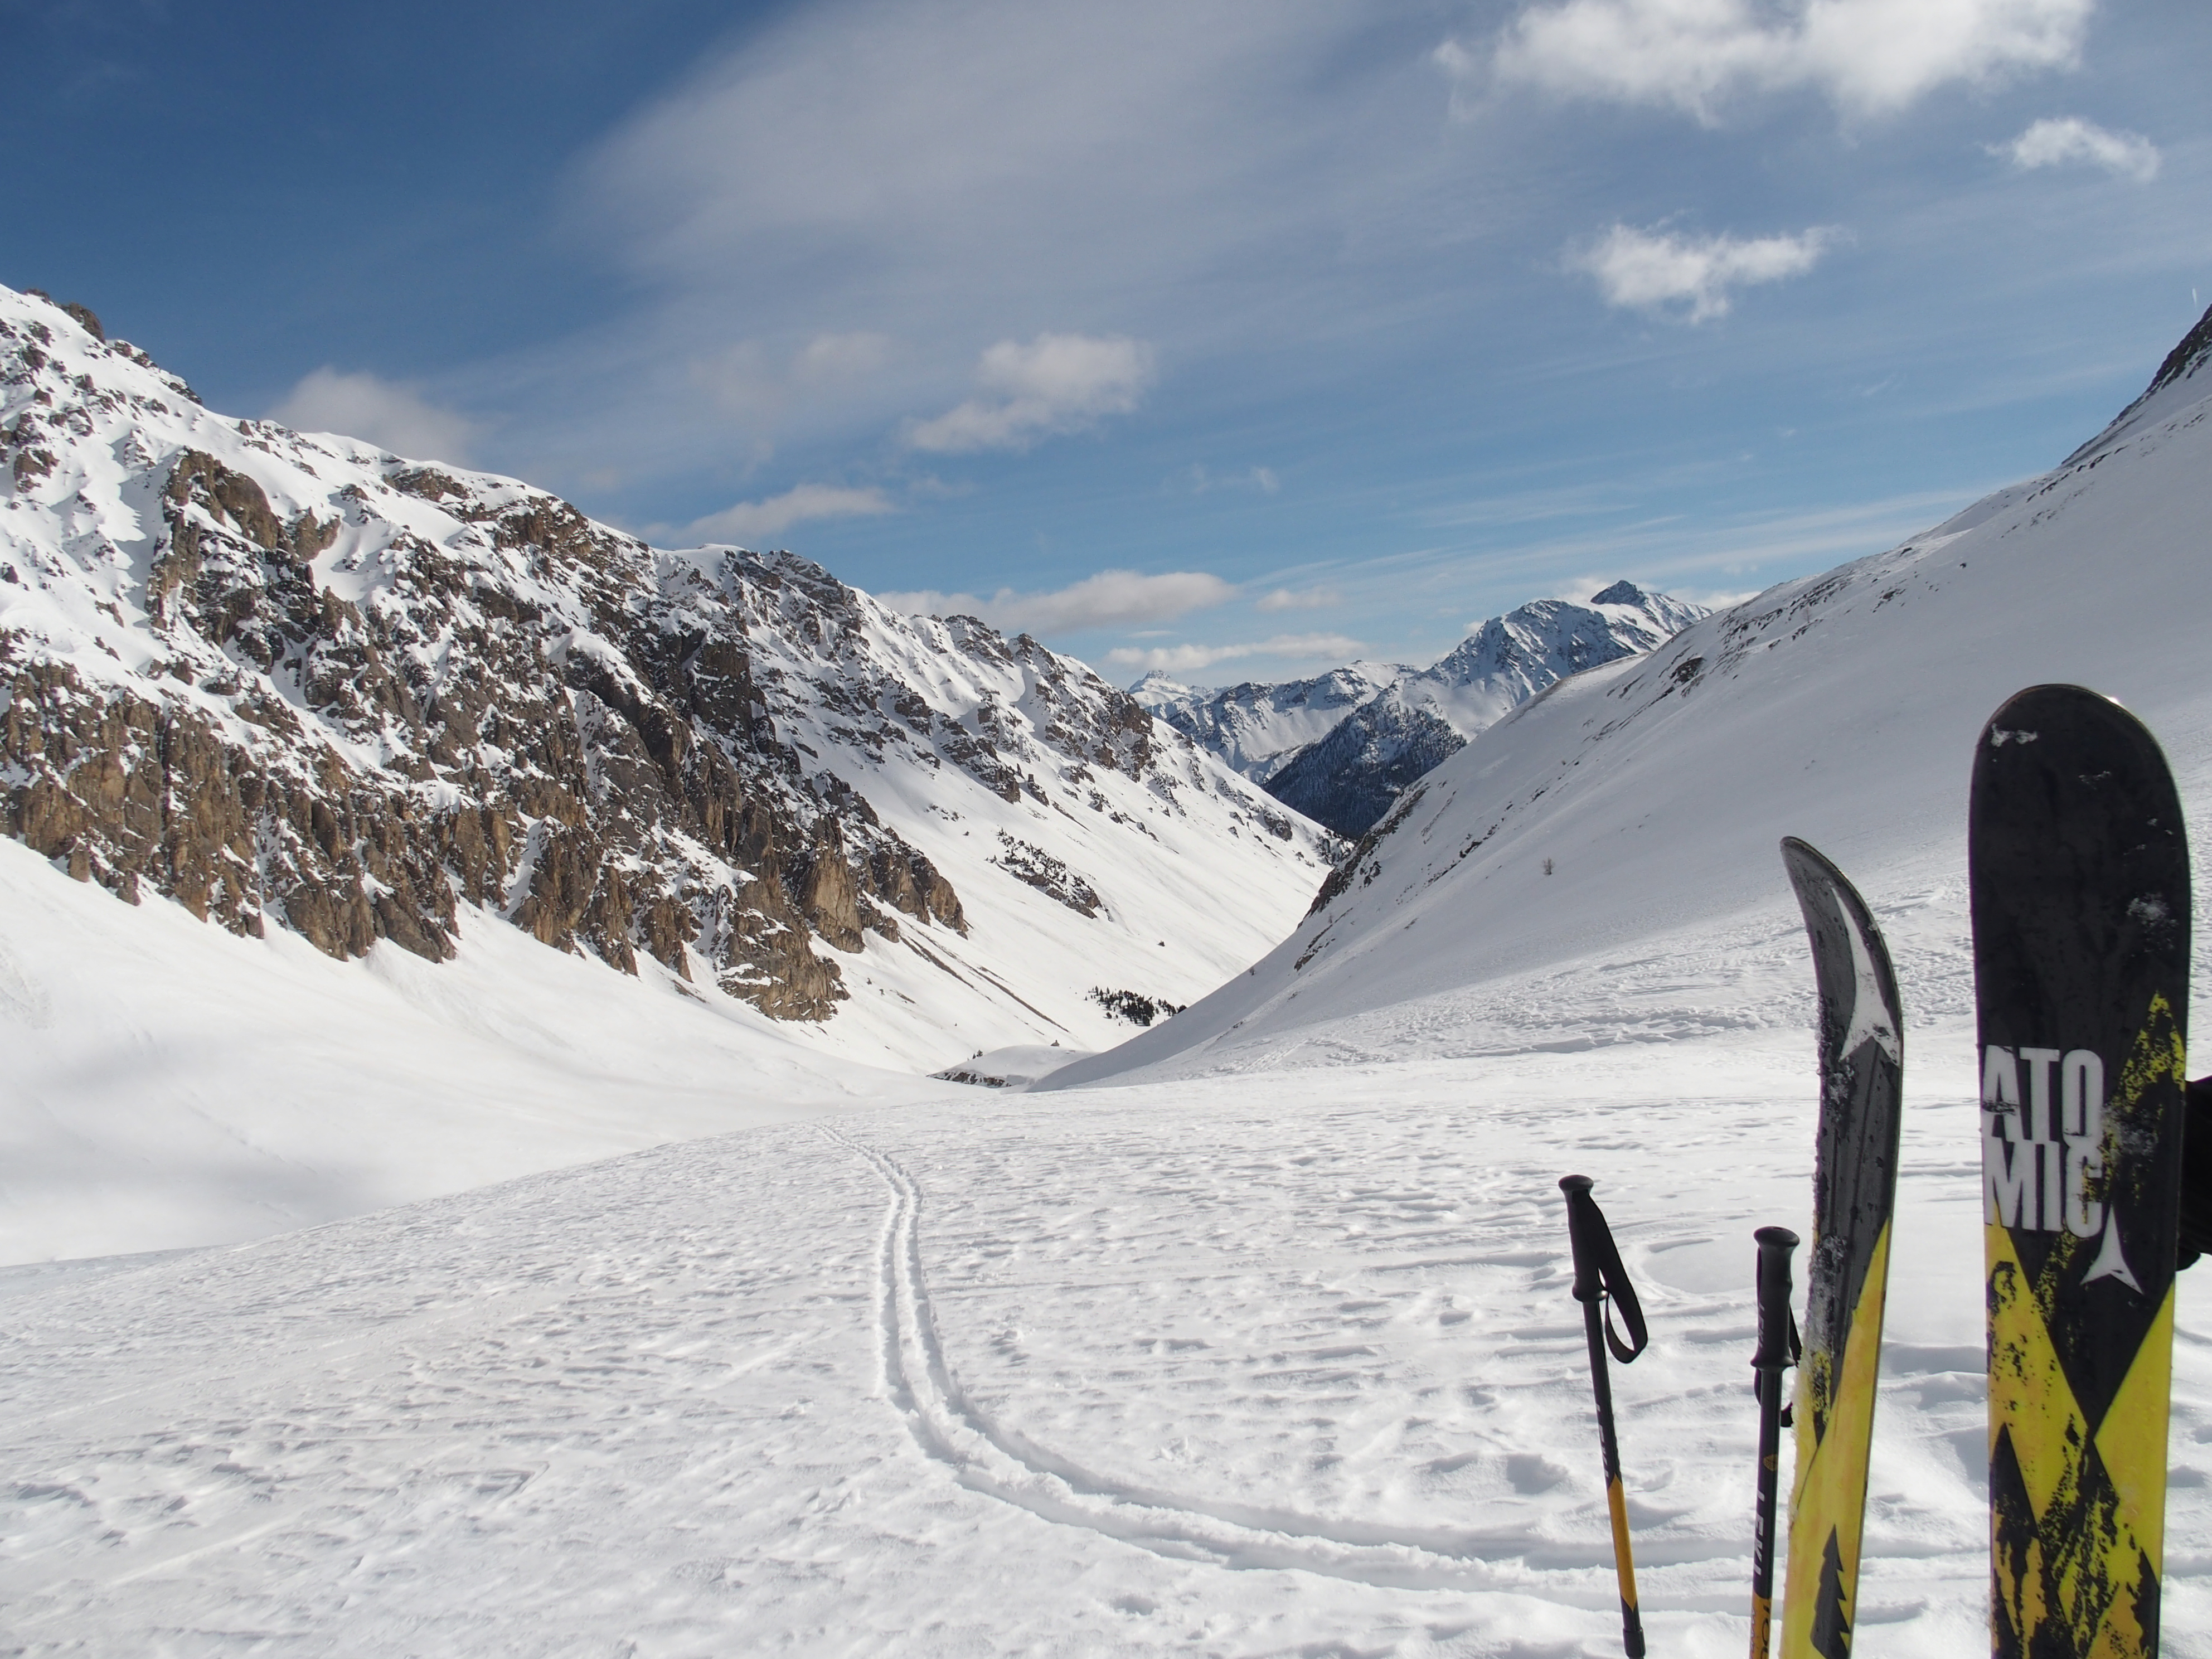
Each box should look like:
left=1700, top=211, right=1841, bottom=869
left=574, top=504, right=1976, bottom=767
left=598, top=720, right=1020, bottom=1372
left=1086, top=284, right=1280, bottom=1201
left=1131, top=663, right=1398, bottom=785
left=0, top=286, right=1331, bottom=1052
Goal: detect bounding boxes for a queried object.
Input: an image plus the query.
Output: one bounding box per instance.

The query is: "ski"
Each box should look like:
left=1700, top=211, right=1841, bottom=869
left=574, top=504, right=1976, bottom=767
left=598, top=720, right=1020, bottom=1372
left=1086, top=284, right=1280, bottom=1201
left=1970, top=683, right=2190, bottom=1658
left=1776, top=837, right=1906, bottom=1659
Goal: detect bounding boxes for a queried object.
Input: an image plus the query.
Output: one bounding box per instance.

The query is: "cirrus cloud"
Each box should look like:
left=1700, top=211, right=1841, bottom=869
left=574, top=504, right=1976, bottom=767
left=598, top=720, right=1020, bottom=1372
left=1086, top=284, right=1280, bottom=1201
left=1255, top=585, right=1342, bottom=612
left=1476, top=0, right=2094, bottom=122
left=1571, top=222, right=1837, bottom=321
left=695, top=331, right=896, bottom=430
left=906, top=333, right=1156, bottom=454
left=670, top=483, right=896, bottom=545
left=1105, top=632, right=1364, bottom=673
left=269, top=367, right=479, bottom=463
left=880, top=567, right=1234, bottom=635
left=1991, top=115, right=2160, bottom=182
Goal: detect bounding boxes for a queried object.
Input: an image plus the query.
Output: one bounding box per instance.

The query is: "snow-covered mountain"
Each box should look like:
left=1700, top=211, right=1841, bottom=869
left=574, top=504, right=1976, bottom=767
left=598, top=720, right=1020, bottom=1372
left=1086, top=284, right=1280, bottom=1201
left=1261, top=689, right=1464, bottom=841
left=1051, top=304, right=2212, bottom=1093
left=1154, top=583, right=1705, bottom=837
left=1393, top=581, right=1705, bottom=736
left=11, top=307, right=2212, bottom=1658
left=1131, top=662, right=1399, bottom=784
left=0, top=283, right=1331, bottom=1075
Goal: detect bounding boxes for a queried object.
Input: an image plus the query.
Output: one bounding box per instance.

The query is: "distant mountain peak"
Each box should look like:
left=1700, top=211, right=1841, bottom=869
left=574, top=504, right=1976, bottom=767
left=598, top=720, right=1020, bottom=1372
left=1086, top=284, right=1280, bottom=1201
left=1149, top=583, right=1705, bottom=840
left=2144, top=300, right=2212, bottom=401
left=2065, top=299, right=2212, bottom=468
left=1129, top=668, right=1204, bottom=699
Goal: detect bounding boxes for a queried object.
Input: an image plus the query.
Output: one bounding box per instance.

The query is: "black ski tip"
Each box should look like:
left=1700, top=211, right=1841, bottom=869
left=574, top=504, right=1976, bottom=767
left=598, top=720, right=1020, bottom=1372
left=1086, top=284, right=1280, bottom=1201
left=1976, top=683, right=2170, bottom=777
left=1778, top=837, right=1902, bottom=1016
left=1778, top=836, right=1856, bottom=916
left=1981, top=681, right=2127, bottom=734
left=1971, top=683, right=2186, bottom=923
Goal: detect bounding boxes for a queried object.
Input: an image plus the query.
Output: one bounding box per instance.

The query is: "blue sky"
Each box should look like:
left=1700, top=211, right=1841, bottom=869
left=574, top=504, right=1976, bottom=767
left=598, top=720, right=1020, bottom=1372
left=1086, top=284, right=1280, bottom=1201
left=6, top=1, right=2206, bottom=685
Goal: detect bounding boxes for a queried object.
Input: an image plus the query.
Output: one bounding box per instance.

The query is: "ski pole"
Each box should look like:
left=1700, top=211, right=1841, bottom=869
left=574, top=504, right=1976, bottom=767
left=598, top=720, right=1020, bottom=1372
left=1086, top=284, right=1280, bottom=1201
left=1748, top=1225, right=1801, bottom=1659
left=1560, top=1174, right=1651, bottom=1659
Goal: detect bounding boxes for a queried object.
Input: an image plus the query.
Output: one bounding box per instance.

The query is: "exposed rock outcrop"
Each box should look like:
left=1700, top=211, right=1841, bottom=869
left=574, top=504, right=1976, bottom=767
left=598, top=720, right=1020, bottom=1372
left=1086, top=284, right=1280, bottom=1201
left=0, top=284, right=1331, bottom=1033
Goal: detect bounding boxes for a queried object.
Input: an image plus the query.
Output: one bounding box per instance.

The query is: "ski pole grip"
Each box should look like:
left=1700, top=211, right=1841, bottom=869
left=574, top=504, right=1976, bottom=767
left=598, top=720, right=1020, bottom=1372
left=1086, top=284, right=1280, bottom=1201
left=1560, top=1175, right=1602, bottom=1303
left=1561, top=1175, right=1648, bottom=1360
left=1751, top=1226, right=1800, bottom=1371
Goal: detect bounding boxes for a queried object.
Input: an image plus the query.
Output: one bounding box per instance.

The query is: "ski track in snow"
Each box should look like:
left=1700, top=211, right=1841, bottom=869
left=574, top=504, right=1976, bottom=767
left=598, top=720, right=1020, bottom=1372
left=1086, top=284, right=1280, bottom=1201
left=2, top=1054, right=2210, bottom=1655
left=830, top=1120, right=1604, bottom=1592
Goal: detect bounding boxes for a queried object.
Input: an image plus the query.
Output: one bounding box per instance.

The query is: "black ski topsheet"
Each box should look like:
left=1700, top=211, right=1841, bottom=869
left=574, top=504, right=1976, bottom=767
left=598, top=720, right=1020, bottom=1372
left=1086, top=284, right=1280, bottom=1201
left=1970, top=684, right=2190, bottom=1658
left=1778, top=837, right=1905, bottom=1659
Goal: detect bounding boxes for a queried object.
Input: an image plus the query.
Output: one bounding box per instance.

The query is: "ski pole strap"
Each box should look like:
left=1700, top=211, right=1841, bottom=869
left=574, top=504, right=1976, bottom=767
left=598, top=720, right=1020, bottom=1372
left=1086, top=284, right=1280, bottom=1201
left=1560, top=1175, right=1650, bottom=1363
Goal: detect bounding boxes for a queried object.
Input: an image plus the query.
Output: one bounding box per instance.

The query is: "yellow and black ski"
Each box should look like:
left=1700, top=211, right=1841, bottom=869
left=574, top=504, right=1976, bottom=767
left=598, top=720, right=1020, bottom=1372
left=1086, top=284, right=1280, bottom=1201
left=1777, top=838, right=1905, bottom=1659
left=1970, top=684, right=2190, bottom=1658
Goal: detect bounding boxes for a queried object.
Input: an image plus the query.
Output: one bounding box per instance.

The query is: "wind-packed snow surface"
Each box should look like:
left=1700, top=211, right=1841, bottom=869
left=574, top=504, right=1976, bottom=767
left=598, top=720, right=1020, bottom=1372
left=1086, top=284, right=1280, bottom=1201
left=6, top=308, right=2212, bottom=1655
left=6, top=1055, right=2211, bottom=1656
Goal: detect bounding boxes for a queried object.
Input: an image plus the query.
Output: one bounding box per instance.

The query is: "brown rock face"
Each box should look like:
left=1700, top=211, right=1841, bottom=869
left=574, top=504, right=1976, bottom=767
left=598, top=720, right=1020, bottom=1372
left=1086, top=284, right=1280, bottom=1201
left=0, top=651, right=457, bottom=961
left=7, top=300, right=1318, bottom=1030
left=0, top=401, right=969, bottom=1020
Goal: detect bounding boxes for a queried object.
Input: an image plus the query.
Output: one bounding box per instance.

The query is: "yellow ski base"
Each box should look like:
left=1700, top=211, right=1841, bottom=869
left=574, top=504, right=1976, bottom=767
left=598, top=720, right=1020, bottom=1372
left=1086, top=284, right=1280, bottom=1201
left=1781, top=1220, right=1891, bottom=1658
left=1987, top=1224, right=2172, bottom=1657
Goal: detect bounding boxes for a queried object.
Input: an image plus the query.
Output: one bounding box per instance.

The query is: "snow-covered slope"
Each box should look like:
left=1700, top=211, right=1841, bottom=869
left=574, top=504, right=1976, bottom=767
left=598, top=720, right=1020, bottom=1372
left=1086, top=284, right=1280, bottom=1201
left=1133, top=661, right=1400, bottom=783
left=0, top=284, right=1331, bottom=1076
left=0, top=832, right=947, bottom=1262
left=1049, top=307, right=2212, bottom=1092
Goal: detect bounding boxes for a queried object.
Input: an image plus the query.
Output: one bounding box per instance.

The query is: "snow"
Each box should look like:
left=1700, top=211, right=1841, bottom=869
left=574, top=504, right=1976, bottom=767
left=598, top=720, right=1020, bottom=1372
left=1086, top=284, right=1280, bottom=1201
left=4, top=1043, right=2209, bottom=1653
left=1056, top=365, right=2212, bottom=1094
left=932, top=1041, right=1091, bottom=1086
left=1390, top=584, right=1707, bottom=742
left=3, top=307, right=2212, bottom=1652
left=0, top=833, right=938, bottom=1264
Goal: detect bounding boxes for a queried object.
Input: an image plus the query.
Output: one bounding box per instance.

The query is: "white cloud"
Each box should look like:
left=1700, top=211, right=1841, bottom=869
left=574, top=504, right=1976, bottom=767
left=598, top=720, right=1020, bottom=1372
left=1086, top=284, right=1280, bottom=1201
left=879, top=568, right=1234, bottom=634
left=1181, top=463, right=1280, bottom=495
left=1675, top=585, right=1764, bottom=610
left=1572, top=223, right=1836, bottom=321
left=1477, top=0, right=2094, bottom=122
left=794, top=331, right=894, bottom=384
left=1255, top=585, right=1341, bottom=612
left=269, top=367, right=478, bottom=463
left=906, top=333, right=1156, bottom=454
left=1992, top=115, right=2160, bottom=182
left=673, top=484, right=896, bottom=545
left=559, top=1, right=1432, bottom=492
left=695, top=332, right=896, bottom=429
left=1105, top=632, right=1365, bottom=673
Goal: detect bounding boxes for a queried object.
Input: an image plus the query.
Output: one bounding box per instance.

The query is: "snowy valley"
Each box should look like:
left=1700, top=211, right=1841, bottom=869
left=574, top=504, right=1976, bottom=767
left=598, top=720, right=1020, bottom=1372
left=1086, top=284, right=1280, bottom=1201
left=3, top=295, right=2212, bottom=1657
left=0, top=280, right=1337, bottom=1254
